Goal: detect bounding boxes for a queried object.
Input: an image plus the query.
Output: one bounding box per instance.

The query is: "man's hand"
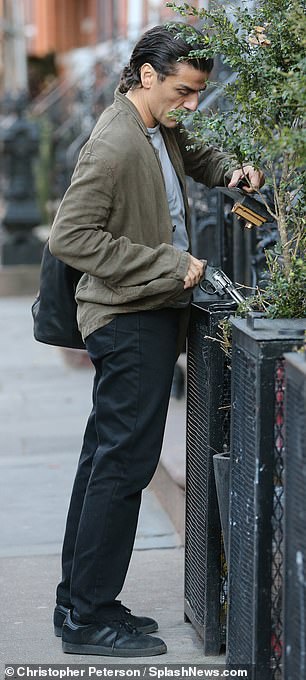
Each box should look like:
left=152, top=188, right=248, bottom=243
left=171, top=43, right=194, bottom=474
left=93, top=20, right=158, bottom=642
left=228, top=165, right=265, bottom=193
left=184, top=255, right=205, bottom=290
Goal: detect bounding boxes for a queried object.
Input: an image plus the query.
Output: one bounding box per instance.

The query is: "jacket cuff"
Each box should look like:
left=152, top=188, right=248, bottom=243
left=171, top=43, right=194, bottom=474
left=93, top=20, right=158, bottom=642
left=176, top=250, right=190, bottom=280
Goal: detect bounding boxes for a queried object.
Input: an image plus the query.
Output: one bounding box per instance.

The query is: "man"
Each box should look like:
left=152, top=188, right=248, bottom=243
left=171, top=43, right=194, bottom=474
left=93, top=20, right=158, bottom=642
left=49, top=23, right=263, bottom=658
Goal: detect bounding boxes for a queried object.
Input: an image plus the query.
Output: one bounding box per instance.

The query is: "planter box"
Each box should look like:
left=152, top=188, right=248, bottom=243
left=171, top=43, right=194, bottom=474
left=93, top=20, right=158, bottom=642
left=185, top=300, right=236, bottom=654
left=227, top=316, right=306, bottom=679
left=283, top=352, right=306, bottom=680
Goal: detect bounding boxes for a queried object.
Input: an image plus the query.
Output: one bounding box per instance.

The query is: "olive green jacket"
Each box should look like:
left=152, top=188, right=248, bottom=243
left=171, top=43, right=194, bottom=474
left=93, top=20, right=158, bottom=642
left=49, top=89, right=233, bottom=340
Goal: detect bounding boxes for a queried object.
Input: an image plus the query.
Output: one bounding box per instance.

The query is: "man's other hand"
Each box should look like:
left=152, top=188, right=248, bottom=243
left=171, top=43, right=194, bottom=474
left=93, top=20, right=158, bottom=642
left=228, top=165, right=265, bottom=193
left=184, top=255, right=205, bottom=290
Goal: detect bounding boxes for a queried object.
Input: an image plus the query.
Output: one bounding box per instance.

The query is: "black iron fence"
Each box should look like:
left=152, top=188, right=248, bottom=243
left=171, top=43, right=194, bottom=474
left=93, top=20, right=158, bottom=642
left=0, top=55, right=120, bottom=219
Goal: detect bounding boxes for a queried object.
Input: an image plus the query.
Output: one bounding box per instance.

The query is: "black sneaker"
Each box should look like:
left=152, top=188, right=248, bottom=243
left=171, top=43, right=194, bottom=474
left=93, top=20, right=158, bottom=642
left=62, top=611, right=166, bottom=657
left=54, top=603, right=158, bottom=637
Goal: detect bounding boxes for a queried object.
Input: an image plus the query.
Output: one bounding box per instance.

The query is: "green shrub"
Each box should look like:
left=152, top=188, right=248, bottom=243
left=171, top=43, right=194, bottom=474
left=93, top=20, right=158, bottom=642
left=167, top=0, right=306, bottom=317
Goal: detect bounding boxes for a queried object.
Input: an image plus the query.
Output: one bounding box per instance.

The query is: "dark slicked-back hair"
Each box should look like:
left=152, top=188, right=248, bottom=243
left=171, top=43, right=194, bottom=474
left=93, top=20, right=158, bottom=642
left=119, top=23, right=213, bottom=94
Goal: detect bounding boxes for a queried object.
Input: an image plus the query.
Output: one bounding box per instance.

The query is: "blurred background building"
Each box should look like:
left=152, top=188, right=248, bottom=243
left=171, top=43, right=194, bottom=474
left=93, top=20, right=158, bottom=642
left=0, top=0, right=209, bottom=99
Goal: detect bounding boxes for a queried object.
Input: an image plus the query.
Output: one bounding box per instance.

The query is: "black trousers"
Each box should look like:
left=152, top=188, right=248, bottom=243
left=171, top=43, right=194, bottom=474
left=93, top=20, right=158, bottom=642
left=56, top=308, right=180, bottom=624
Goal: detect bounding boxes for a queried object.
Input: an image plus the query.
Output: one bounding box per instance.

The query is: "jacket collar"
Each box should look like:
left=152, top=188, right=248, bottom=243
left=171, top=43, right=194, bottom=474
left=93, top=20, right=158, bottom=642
left=114, top=88, right=151, bottom=138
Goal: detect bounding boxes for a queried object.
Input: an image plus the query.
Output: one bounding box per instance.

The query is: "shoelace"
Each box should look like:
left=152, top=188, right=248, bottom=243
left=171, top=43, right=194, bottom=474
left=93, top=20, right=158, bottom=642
left=121, top=606, right=139, bottom=629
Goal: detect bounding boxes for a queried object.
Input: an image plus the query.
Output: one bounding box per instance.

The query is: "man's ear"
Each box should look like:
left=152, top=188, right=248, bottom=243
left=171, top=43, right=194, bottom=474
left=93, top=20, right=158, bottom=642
left=140, top=63, right=156, bottom=89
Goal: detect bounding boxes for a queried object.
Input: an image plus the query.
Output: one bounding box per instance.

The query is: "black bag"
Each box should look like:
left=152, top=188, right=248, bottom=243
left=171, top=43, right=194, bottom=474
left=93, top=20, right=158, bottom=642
left=31, top=241, right=86, bottom=350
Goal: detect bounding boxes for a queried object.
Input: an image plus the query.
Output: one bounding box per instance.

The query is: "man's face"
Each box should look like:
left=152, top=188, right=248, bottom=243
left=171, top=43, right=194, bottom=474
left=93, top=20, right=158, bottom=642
left=144, top=62, right=209, bottom=128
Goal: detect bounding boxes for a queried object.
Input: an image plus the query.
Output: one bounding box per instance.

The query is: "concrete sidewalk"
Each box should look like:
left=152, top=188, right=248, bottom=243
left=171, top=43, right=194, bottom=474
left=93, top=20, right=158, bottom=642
left=0, top=297, right=223, bottom=667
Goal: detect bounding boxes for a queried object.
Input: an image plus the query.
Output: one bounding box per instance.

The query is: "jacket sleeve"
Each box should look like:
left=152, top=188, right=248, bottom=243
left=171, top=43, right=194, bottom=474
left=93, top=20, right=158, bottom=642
left=175, top=125, right=236, bottom=188
left=49, top=147, right=189, bottom=286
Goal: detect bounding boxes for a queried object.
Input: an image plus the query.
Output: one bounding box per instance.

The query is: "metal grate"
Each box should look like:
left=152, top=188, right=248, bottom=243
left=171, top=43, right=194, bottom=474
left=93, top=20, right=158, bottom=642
left=227, top=317, right=306, bottom=679
left=227, top=344, right=257, bottom=662
left=284, top=353, right=306, bottom=680
left=271, top=360, right=285, bottom=677
left=185, top=301, right=235, bottom=654
left=186, top=320, right=209, bottom=628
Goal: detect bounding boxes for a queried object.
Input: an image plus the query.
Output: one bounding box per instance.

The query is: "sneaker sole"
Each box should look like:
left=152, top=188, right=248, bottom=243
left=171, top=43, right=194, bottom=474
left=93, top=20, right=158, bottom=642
left=62, top=641, right=167, bottom=657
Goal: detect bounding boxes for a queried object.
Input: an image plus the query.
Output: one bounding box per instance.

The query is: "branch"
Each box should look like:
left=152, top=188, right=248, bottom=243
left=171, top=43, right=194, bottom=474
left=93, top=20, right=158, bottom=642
left=277, top=153, right=291, bottom=272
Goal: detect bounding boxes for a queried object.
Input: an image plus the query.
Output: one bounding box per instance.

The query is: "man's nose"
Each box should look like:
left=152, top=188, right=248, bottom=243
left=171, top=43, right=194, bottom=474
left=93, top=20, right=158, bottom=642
left=184, top=92, right=199, bottom=112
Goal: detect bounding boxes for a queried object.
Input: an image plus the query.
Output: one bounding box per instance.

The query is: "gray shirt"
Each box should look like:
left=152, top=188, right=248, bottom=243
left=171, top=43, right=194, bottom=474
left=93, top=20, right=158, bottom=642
left=148, top=125, right=189, bottom=252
